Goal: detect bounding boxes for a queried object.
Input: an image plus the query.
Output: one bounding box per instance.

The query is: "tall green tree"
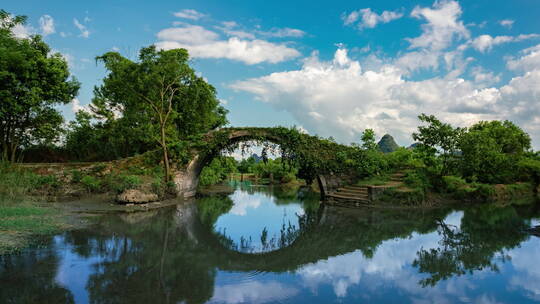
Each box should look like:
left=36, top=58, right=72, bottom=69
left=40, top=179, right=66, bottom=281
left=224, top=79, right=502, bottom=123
left=94, top=46, right=227, bottom=181
left=412, top=114, right=464, bottom=176
left=0, top=10, right=80, bottom=161
left=360, top=129, right=378, bottom=151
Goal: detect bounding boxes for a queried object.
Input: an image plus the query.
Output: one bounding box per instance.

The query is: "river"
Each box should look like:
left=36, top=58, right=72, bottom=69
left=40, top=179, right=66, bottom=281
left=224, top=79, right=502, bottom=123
left=1, top=182, right=540, bottom=303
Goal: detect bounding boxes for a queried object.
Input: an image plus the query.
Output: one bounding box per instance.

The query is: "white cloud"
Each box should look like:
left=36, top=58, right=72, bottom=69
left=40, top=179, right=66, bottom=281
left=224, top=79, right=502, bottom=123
left=499, top=19, right=514, bottom=28
left=73, top=18, right=89, bottom=38
left=39, top=15, right=55, bottom=36
left=257, top=27, right=306, bottom=38
left=231, top=46, right=540, bottom=148
left=471, top=67, right=501, bottom=85
left=215, top=21, right=305, bottom=39
left=71, top=98, right=91, bottom=114
left=507, top=43, right=540, bottom=71
left=471, top=34, right=539, bottom=53
left=157, top=25, right=218, bottom=45
left=12, top=24, right=33, bottom=38
left=155, top=25, right=301, bottom=64
left=343, top=8, right=403, bottom=29
left=173, top=9, right=206, bottom=20
left=408, top=1, right=469, bottom=51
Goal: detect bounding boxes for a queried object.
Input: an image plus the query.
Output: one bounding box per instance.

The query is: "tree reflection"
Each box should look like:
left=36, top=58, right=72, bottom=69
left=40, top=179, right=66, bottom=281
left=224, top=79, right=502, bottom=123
left=413, top=204, right=536, bottom=287
left=2, top=189, right=539, bottom=302
left=0, top=241, right=75, bottom=303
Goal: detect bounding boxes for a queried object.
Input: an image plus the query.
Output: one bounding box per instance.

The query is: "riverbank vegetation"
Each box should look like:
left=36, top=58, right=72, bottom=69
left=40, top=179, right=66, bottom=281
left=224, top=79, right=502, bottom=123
left=366, top=115, right=540, bottom=205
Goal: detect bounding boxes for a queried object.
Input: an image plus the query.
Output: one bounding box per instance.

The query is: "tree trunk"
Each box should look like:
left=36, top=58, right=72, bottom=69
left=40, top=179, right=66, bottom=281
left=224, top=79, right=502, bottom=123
left=161, top=125, right=170, bottom=183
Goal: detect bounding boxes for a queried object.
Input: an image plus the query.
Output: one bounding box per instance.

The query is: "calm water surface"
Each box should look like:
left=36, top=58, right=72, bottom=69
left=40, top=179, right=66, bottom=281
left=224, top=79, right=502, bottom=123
left=1, top=183, right=540, bottom=303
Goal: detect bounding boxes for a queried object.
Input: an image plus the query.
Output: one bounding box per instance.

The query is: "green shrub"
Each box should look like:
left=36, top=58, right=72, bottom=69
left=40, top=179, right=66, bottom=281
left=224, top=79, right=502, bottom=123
left=34, top=175, right=60, bottom=189
left=281, top=172, right=296, bottom=183
left=375, top=187, right=425, bottom=205
left=403, top=171, right=430, bottom=191
left=81, top=175, right=101, bottom=193
left=71, top=170, right=83, bottom=183
left=473, top=183, right=496, bottom=201
left=385, top=148, right=420, bottom=170
left=111, top=175, right=142, bottom=193
left=442, top=175, right=468, bottom=193
left=151, top=179, right=164, bottom=197
left=517, top=158, right=540, bottom=185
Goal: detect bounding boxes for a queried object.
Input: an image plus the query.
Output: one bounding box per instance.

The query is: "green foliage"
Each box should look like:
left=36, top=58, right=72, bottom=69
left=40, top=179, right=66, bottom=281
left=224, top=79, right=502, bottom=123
left=0, top=10, right=80, bottom=161
left=81, top=175, right=101, bottom=193
left=71, top=170, right=83, bottom=183
left=251, top=158, right=298, bottom=183
left=361, top=129, right=378, bottom=151
left=385, top=148, right=424, bottom=170
left=376, top=187, right=425, bottom=205
left=441, top=175, right=496, bottom=202
left=404, top=171, right=430, bottom=191
left=460, top=120, right=531, bottom=184
left=413, top=114, right=464, bottom=176
left=517, top=157, right=540, bottom=187
left=64, top=45, right=227, bottom=170
left=199, top=156, right=238, bottom=187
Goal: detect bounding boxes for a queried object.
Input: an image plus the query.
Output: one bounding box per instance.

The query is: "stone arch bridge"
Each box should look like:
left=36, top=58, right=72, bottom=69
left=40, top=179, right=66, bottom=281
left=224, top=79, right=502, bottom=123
left=172, top=127, right=350, bottom=198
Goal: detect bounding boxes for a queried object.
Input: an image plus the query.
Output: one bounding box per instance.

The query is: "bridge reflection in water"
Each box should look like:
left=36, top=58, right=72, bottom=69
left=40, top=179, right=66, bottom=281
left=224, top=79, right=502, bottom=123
left=1, top=184, right=540, bottom=303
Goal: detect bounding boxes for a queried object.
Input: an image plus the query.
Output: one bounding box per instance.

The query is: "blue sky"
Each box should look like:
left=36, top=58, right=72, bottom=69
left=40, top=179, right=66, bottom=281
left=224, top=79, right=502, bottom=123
left=4, top=0, right=540, bottom=148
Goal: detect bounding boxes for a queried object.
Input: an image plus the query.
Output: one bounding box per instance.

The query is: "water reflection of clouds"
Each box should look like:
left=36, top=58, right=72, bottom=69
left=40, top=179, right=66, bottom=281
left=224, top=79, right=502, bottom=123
left=53, top=236, right=106, bottom=304
left=229, top=190, right=265, bottom=216
left=211, top=281, right=298, bottom=304
left=296, top=211, right=478, bottom=302
left=508, top=239, right=540, bottom=301
left=293, top=209, right=540, bottom=303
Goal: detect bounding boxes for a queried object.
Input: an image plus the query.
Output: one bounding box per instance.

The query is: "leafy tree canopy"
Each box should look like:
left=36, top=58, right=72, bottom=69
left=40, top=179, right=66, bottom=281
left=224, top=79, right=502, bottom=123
left=0, top=10, right=80, bottom=161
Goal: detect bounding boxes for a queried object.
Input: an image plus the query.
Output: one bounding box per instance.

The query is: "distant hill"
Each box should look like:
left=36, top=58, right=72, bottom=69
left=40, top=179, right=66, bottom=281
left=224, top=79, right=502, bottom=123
left=377, top=134, right=400, bottom=153
left=251, top=153, right=263, bottom=163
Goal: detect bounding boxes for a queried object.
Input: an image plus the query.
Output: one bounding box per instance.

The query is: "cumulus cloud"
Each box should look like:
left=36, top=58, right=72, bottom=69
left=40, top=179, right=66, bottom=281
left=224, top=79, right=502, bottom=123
left=343, top=8, right=403, bottom=29
left=507, top=43, right=540, bottom=71
left=155, top=24, right=301, bottom=64
left=231, top=46, right=540, bottom=148
left=499, top=19, right=514, bottom=28
left=408, top=0, right=469, bottom=51
left=73, top=18, right=89, bottom=38
left=39, top=15, right=55, bottom=36
left=173, top=9, right=206, bottom=20
left=471, top=34, right=539, bottom=53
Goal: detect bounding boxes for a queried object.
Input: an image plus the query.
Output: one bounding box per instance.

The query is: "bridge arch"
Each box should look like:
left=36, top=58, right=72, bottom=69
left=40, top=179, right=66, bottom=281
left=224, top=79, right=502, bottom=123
left=172, top=128, right=333, bottom=197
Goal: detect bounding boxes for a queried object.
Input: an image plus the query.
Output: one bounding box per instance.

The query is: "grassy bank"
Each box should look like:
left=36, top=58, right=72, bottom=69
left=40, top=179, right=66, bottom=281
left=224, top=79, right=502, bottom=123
left=0, top=163, right=71, bottom=254
left=0, top=204, right=69, bottom=254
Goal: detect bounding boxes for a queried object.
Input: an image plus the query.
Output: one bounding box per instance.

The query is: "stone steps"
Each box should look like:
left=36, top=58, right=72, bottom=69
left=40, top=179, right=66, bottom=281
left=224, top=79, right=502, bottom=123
left=324, top=172, right=408, bottom=207
left=326, top=184, right=370, bottom=207
left=337, top=188, right=368, bottom=194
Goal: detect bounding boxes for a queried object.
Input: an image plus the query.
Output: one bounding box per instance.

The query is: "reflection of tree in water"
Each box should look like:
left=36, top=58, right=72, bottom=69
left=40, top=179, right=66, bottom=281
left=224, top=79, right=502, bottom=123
left=67, top=208, right=216, bottom=304
left=215, top=215, right=316, bottom=253
left=413, top=204, right=536, bottom=287
left=0, top=240, right=75, bottom=303
left=3, top=191, right=540, bottom=303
